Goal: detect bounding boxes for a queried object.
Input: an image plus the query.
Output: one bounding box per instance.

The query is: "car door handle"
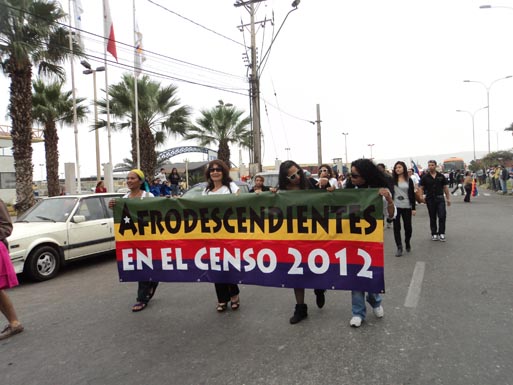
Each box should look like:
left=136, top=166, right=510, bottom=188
left=100, top=222, right=108, bottom=225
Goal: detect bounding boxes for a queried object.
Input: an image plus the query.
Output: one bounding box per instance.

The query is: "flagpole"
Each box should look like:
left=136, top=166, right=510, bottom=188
left=68, top=0, right=81, bottom=193
left=104, top=46, right=114, bottom=192
left=133, top=0, right=141, bottom=170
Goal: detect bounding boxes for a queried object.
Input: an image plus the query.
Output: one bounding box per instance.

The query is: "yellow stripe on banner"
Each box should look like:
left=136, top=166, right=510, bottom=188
left=115, top=219, right=384, bottom=242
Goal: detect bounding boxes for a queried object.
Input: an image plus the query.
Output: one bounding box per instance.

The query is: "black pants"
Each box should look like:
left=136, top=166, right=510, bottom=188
left=464, top=184, right=472, bottom=202
left=426, top=196, right=447, bottom=235
left=137, top=281, right=159, bottom=304
left=451, top=184, right=464, bottom=195
left=393, top=208, right=413, bottom=247
left=215, top=283, right=240, bottom=303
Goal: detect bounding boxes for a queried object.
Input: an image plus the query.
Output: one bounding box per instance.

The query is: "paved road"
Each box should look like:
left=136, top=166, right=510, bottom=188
left=1, top=189, right=512, bottom=385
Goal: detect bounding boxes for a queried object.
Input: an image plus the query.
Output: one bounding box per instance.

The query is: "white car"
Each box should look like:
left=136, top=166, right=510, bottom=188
left=8, top=193, right=122, bottom=281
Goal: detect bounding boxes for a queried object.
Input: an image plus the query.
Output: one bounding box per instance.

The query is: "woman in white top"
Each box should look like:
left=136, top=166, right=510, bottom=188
left=202, top=160, right=241, bottom=312
left=392, top=161, right=416, bottom=257
left=109, top=169, right=158, bottom=312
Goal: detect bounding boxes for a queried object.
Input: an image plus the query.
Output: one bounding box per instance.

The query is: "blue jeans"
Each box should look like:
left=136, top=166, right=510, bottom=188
left=500, top=179, right=507, bottom=194
left=351, top=291, right=382, bottom=320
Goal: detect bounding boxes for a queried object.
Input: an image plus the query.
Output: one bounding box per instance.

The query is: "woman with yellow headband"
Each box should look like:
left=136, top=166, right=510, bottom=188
left=109, top=169, right=158, bottom=312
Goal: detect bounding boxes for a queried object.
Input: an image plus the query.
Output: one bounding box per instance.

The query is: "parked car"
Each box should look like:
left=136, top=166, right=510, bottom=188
left=182, top=181, right=250, bottom=198
left=8, top=193, right=122, bottom=281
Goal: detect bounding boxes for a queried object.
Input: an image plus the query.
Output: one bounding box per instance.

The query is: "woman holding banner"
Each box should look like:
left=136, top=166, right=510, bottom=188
left=275, top=160, right=328, bottom=324
left=202, top=160, right=242, bottom=312
left=109, top=169, right=159, bottom=312
left=344, top=159, right=396, bottom=328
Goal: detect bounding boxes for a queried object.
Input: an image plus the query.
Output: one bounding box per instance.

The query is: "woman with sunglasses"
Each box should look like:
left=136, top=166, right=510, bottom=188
left=344, top=159, right=395, bottom=327
left=391, top=161, right=416, bottom=257
left=316, top=164, right=338, bottom=191
left=276, top=160, right=329, bottom=324
left=202, top=160, right=241, bottom=312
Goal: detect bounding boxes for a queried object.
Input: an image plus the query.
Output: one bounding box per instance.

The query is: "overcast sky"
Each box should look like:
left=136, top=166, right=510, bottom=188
left=2, top=0, right=513, bottom=179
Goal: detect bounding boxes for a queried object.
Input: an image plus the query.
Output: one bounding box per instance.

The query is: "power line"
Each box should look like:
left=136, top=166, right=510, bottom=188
left=146, top=0, right=245, bottom=47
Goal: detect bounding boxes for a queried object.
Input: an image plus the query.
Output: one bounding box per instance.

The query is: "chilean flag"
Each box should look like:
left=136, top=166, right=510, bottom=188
left=103, top=0, right=118, bottom=61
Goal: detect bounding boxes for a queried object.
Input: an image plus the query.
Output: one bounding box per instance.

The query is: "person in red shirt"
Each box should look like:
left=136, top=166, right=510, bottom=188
left=95, top=180, right=107, bottom=193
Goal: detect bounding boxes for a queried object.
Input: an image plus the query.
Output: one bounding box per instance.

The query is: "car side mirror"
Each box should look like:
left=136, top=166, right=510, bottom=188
left=73, top=215, right=86, bottom=223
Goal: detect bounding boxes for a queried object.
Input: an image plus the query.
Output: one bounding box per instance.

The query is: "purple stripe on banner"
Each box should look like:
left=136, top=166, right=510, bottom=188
left=117, top=262, right=385, bottom=293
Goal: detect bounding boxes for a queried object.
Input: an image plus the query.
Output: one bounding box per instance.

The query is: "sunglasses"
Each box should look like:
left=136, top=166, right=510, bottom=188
left=209, top=167, right=223, bottom=173
left=319, top=168, right=328, bottom=173
left=287, top=170, right=300, bottom=180
left=350, top=173, right=361, bottom=178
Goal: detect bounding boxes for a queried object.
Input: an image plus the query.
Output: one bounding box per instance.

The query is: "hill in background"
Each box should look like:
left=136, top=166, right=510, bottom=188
left=377, top=151, right=488, bottom=170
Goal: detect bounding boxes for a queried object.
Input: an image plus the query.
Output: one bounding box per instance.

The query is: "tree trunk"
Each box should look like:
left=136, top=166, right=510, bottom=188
left=9, top=63, right=35, bottom=214
left=44, top=120, right=60, bottom=196
left=218, top=139, right=231, bottom=168
left=139, top=124, right=156, bottom=180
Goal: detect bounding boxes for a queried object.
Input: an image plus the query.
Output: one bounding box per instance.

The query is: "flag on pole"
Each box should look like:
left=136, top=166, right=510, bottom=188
left=411, top=160, right=420, bottom=175
left=103, top=0, right=118, bottom=61
left=72, top=0, right=84, bottom=49
left=134, top=22, right=146, bottom=77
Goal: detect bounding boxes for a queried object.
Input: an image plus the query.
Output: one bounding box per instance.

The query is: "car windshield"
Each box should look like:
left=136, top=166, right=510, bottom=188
left=17, top=197, right=78, bottom=222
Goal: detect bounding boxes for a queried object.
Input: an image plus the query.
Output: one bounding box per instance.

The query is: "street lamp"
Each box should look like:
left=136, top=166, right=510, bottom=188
left=81, top=60, right=105, bottom=182
left=367, top=144, right=375, bottom=160
left=456, top=106, right=488, bottom=162
left=463, top=75, right=512, bottom=153
left=342, top=133, right=349, bottom=167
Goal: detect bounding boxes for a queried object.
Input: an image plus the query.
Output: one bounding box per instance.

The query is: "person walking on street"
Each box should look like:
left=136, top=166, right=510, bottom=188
left=274, top=160, right=328, bottom=324
left=463, top=171, right=473, bottom=203
left=499, top=166, right=509, bottom=195
left=202, top=160, right=242, bottom=313
left=391, top=161, right=416, bottom=256
left=344, top=159, right=396, bottom=327
left=109, top=169, right=159, bottom=312
left=451, top=169, right=465, bottom=196
left=0, top=199, right=24, bottom=340
left=418, top=160, right=451, bottom=241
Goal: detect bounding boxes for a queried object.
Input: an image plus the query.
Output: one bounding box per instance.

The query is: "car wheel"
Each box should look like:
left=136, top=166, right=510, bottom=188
left=26, top=246, right=61, bottom=281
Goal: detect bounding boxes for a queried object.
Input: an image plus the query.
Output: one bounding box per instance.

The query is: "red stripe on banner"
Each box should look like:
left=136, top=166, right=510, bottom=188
left=116, top=239, right=384, bottom=267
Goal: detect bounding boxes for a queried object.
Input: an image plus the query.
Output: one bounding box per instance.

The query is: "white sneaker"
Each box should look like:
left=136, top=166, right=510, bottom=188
left=349, top=316, right=362, bottom=327
left=431, top=234, right=438, bottom=241
left=373, top=306, right=384, bottom=318
left=439, top=234, right=446, bottom=242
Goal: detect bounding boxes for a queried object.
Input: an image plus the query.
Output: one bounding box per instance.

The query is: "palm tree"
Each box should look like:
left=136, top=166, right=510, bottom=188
left=98, top=74, right=190, bottom=179
left=0, top=0, right=82, bottom=213
left=32, top=79, right=88, bottom=196
left=114, top=155, right=169, bottom=174
left=184, top=100, right=251, bottom=167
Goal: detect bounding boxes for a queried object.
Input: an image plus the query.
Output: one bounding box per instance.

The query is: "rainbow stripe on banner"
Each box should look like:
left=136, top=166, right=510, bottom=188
left=114, top=189, right=385, bottom=293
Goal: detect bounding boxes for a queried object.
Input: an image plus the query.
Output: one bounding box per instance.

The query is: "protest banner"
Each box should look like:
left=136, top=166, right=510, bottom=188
left=114, top=189, right=385, bottom=292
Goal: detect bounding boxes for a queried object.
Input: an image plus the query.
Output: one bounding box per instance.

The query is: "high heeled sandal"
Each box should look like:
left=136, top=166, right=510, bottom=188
left=216, top=303, right=227, bottom=312
left=230, top=296, right=240, bottom=310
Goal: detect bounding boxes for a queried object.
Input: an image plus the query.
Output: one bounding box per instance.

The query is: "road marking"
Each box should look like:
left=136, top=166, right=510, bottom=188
left=404, top=261, right=425, bottom=308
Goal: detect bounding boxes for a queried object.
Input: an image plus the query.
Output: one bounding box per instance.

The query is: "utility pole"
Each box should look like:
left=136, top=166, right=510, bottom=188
left=235, top=0, right=299, bottom=175
left=316, top=104, right=322, bottom=165
left=250, top=3, right=262, bottom=173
